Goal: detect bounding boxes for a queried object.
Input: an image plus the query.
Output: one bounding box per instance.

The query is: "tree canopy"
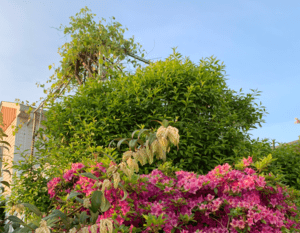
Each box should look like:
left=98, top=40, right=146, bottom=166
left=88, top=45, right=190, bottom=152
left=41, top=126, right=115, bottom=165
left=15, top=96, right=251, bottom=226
left=36, top=48, right=273, bottom=176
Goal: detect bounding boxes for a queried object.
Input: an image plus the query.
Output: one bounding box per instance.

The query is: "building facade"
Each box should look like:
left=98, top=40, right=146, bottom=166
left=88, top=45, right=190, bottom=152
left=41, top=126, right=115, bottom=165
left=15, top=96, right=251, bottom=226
left=0, top=101, right=46, bottom=195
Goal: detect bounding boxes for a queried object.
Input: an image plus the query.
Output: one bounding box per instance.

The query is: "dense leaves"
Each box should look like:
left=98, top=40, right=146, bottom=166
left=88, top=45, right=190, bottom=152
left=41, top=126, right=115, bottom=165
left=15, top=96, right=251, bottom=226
left=267, top=138, right=300, bottom=190
left=7, top=148, right=51, bottom=222
left=38, top=48, right=272, bottom=177
left=15, top=6, right=146, bottom=125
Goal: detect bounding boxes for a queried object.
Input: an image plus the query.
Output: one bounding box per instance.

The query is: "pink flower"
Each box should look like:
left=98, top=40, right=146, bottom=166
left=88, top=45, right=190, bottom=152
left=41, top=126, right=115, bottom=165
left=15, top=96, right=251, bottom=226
left=206, top=194, right=215, bottom=201
left=71, top=163, right=85, bottom=171
left=242, top=156, right=253, bottom=167
left=46, top=157, right=300, bottom=232
left=63, top=169, right=74, bottom=181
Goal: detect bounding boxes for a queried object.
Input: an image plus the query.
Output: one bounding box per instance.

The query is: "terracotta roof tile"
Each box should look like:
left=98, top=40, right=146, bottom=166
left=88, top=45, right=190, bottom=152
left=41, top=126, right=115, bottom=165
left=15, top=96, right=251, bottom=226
left=0, top=107, right=16, bottom=132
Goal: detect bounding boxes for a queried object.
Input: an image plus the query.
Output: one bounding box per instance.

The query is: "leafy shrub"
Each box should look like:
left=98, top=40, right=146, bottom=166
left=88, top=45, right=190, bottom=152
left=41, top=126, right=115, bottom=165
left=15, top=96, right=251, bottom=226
left=5, top=122, right=300, bottom=232
left=38, top=48, right=272, bottom=178
left=11, top=48, right=276, bottom=218
left=7, top=148, right=52, bottom=221
left=266, top=139, right=300, bottom=190
left=8, top=156, right=300, bottom=232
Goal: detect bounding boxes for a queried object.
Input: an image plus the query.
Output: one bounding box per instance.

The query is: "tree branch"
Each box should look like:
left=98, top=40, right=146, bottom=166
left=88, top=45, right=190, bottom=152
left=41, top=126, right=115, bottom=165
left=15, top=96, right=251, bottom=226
left=74, top=59, right=83, bottom=85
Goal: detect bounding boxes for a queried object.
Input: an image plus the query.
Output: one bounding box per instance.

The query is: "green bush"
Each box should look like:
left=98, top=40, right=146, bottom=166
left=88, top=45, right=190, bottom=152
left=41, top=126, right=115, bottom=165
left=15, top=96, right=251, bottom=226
left=10, top=49, right=277, bottom=218
left=267, top=138, right=300, bottom=190
left=7, top=148, right=52, bottom=221
left=38, top=48, right=272, bottom=177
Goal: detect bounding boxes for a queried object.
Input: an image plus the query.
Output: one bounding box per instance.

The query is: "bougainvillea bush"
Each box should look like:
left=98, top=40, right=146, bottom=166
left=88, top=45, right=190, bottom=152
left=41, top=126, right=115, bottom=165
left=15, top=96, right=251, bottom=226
left=33, top=155, right=299, bottom=233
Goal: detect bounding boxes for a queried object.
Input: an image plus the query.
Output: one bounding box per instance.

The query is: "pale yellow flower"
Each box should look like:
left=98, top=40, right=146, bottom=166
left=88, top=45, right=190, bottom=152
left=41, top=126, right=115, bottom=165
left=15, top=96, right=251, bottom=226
left=156, top=126, right=167, bottom=138
left=136, top=147, right=147, bottom=166
left=100, top=218, right=113, bottom=233
left=155, top=141, right=165, bottom=161
left=35, top=220, right=50, bottom=233
left=69, top=227, right=77, bottom=233
left=83, top=198, right=91, bottom=209
left=127, top=167, right=134, bottom=181
left=80, top=227, right=89, bottom=233
left=145, top=142, right=153, bottom=164
left=158, top=137, right=169, bottom=152
left=122, top=151, right=133, bottom=161
left=151, top=140, right=158, bottom=154
left=69, top=228, right=77, bottom=233
left=119, top=162, right=129, bottom=176
left=101, top=179, right=112, bottom=193
left=90, top=224, right=98, bottom=233
left=126, top=157, right=139, bottom=173
left=94, top=180, right=102, bottom=188
left=166, top=126, right=180, bottom=146
left=106, top=165, right=117, bottom=175
left=112, top=172, right=120, bottom=189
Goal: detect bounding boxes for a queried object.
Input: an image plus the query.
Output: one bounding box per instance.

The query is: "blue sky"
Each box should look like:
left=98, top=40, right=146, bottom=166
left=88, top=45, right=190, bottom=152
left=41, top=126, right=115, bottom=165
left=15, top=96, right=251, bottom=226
left=1, top=0, right=300, bottom=147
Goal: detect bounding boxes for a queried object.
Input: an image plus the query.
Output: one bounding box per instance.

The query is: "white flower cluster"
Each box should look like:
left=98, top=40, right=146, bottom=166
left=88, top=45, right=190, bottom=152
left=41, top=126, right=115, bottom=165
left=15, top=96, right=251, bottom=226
left=35, top=220, right=51, bottom=233
left=68, top=218, right=113, bottom=233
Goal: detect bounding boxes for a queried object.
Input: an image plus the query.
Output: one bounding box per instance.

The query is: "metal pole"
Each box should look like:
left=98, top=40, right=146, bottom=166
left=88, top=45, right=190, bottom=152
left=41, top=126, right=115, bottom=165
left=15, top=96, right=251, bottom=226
left=125, top=51, right=150, bottom=64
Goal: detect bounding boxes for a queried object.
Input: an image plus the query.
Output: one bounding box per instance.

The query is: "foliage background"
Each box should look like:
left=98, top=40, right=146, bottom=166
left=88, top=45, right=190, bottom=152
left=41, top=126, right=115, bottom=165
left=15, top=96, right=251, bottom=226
left=37, top=48, right=273, bottom=177
left=4, top=5, right=300, bottom=226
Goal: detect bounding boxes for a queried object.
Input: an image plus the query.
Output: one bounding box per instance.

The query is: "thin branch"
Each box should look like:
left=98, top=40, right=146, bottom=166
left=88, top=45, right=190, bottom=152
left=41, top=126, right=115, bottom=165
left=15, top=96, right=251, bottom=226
left=74, top=59, right=83, bottom=85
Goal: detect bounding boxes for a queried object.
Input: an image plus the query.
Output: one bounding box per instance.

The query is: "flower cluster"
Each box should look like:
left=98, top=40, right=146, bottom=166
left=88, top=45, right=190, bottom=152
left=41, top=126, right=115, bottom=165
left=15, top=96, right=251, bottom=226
left=46, top=156, right=300, bottom=232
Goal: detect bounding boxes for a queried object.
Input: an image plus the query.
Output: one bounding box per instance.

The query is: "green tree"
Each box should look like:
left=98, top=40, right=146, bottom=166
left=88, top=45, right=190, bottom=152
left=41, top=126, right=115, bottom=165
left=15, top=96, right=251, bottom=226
left=37, top=48, right=273, bottom=177
left=267, top=137, right=300, bottom=190
left=9, top=47, right=275, bottom=218
left=9, top=6, right=276, bottom=219
left=8, top=6, right=149, bottom=219
left=15, top=6, right=147, bottom=124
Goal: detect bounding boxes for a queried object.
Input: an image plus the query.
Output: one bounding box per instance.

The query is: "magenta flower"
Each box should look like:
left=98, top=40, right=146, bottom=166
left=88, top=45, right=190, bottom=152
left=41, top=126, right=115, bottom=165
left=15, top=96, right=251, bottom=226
left=63, top=169, right=74, bottom=181
left=46, top=157, right=300, bottom=232
left=71, top=163, right=85, bottom=171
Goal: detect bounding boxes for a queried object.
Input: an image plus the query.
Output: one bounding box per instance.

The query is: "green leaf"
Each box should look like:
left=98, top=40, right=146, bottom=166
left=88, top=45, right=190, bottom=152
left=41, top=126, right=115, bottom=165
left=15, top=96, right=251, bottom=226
left=79, top=211, right=89, bottom=224
left=90, top=211, right=99, bottom=224
left=0, top=181, right=10, bottom=188
left=7, top=216, right=32, bottom=230
left=75, top=197, right=83, bottom=204
left=214, top=188, right=218, bottom=195
left=8, top=216, right=25, bottom=225
left=22, top=203, right=43, bottom=217
left=12, top=222, right=20, bottom=230
left=116, top=138, right=131, bottom=151
left=129, top=139, right=138, bottom=150
left=67, top=190, right=81, bottom=200
left=51, top=209, right=69, bottom=228
left=108, top=137, right=123, bottom=148
left=101, top=151, right=117, bottom=164
left=100, top=195, right=111, bottom=212
left=137, top=129, right=150, bottom=139
left=118, top=182, right=128, bottom=201
left=90, top=191, right=103, bottom=213
left=2, top=169, right=11, bottom=176
left=148, top=133, right=157, bottom=146
left=81, top=172, right=99, bottom=180
left=131, top=129, right=140, bottom=138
